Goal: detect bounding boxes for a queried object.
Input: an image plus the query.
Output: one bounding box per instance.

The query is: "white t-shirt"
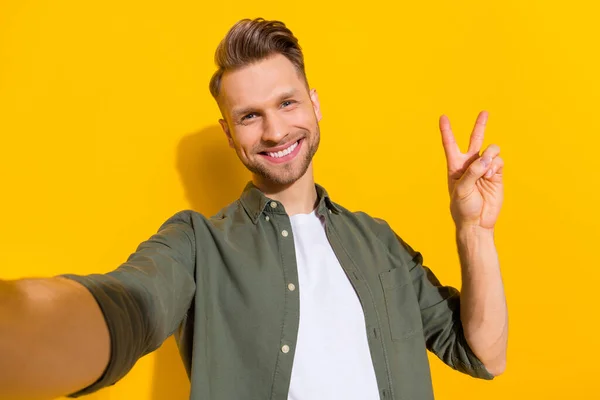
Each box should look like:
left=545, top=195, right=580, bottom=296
left=287, top=210, right=380, bottom=400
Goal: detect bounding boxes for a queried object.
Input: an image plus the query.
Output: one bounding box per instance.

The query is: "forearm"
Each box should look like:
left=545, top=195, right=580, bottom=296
left=456, top=226, right=508, bottom=376
left=0, top=277, right=110, bottom=400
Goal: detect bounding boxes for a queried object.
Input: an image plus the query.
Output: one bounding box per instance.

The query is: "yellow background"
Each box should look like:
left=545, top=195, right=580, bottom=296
left=1, top=1, right=598, bottom=399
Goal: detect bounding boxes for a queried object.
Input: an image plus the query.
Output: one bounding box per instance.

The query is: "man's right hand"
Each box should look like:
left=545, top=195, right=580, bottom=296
left=0, top=277, right=110, bottom=400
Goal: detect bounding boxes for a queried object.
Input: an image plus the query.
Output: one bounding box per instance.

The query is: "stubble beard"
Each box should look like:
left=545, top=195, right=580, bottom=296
left=242, top=125, right=320, bottom=186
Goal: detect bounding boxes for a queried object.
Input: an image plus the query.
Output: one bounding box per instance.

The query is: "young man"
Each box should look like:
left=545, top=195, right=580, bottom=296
left=0, top=18, right=507, bottom=400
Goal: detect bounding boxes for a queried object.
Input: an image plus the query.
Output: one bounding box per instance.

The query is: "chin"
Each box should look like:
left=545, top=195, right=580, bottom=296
left=250, top=160, right=310, bottom=187
left=259, top=169, right=304, bottom=186
left=241, top=139, right=317, bottom=186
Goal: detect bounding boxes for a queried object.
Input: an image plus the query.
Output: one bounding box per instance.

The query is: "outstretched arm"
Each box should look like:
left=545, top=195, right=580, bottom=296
left=0, top=277, right=110, bottom=400
left=0, top=211, right=197, bottom=399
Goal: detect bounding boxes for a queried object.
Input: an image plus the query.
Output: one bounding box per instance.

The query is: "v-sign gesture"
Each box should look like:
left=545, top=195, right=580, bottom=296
left=439, top=111, right=504, bottom=231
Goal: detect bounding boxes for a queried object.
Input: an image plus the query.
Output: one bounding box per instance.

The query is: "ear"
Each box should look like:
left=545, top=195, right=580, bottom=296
left=310, top=89, right=322, bottom=122
left=219, top=118, right=235, bottom=148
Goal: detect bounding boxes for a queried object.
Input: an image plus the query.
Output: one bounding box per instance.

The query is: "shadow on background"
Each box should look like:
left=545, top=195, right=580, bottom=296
left=176, top=125, right=250, bottom=216
left=150, top=125, right=249, bottom=400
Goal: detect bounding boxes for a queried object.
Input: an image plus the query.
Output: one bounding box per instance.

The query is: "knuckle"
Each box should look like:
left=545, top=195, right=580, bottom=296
left=467, top=164, right=482, bottom=176
left=482, top=144, right=500, bottom=156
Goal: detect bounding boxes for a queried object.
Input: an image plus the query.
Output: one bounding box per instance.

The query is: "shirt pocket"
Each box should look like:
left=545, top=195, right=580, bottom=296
left=379, top=267, right=424, bottom=341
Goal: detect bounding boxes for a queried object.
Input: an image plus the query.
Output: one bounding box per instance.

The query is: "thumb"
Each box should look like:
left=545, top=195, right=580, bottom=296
left=458, top=156, right=492, bottom=191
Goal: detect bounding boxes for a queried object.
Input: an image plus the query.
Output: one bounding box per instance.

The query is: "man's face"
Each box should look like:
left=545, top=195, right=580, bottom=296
left=217, top=54, right=322, bottom=186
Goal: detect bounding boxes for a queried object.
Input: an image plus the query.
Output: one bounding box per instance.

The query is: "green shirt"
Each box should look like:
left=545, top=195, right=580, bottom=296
left=62, top=182, right=493, bottom=400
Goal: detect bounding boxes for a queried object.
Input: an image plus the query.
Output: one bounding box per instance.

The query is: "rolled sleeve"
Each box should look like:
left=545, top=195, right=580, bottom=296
left=374, top=217, right=493, bottom=380
left=60, top=211, right=197, bottom=397
left=400, top=237, right=494, bottom=380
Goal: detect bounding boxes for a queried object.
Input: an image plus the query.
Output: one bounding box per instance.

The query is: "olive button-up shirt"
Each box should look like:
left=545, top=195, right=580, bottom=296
left=63, top=182, right=493, bottom=400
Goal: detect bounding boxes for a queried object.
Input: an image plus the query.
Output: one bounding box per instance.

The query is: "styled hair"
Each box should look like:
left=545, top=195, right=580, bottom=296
left=209, top=18, right=308, bottom=99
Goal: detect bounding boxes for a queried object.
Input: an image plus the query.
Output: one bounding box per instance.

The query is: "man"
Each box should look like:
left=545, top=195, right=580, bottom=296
left=0, top=18, right=507, bottom=400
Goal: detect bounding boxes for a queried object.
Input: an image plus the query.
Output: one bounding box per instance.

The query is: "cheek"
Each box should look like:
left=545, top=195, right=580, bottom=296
left=288, top=108, right=316, bottom=128
left=233, top=127, right=262, bottom=152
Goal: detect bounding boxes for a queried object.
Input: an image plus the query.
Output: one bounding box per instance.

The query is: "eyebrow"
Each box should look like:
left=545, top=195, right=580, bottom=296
left=231, top=106, right=256, bottom=120
left=231, top=88, right=299, bottom=119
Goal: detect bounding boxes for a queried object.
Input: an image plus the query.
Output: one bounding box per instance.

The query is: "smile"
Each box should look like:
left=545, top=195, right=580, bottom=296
left=267, top=141, right=298, bottom=158
left=260, top=139, right=303, bottom=164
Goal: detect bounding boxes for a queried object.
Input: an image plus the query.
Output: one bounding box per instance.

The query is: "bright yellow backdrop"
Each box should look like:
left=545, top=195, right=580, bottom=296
left=1, top=1, right=598, bottom=399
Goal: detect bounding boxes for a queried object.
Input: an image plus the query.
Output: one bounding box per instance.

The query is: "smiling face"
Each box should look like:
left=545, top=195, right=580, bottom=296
left=217, top=53, right=322, bottom=187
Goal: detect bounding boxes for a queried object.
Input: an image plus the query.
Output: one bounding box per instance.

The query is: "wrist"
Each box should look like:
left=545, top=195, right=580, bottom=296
left=456, top=223, right=495, bottom=242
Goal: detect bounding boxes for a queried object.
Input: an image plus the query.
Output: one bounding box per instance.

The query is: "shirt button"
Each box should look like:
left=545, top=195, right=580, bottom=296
left=270, top=201, right=277, bottom=209
left=281, top=344, right=290, bottom=354
left=288, top=283, right=296, bottom=291
left=281, top=230, right=288, bottom=237
left=328, top=209, right=332, bottom=214
left=265, top=215, right=270, bottom=221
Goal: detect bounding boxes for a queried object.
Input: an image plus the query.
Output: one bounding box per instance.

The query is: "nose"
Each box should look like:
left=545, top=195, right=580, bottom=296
left=262, top=112, right=288, bottom=144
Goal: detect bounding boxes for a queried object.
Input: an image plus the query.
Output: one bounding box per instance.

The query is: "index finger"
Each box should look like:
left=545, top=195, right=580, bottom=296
left=467, top=111, right=489, bottom=154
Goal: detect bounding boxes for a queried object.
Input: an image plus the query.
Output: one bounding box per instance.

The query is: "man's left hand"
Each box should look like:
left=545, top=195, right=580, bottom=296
left=438, top=111, right=504, bottom=231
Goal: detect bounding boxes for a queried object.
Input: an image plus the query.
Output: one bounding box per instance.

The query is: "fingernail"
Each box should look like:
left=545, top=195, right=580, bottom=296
left=481, top=157, right=491, bottom=167
left=485, top=168, right=494, bottom=178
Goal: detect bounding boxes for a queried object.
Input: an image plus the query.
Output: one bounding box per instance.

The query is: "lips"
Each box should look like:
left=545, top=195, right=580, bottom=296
left=264, top=140, right=298, bottom=158
left=259, top=139, right=303, bottom=164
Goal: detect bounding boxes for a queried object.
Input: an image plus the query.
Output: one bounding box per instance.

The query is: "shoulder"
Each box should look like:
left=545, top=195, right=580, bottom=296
left=158, top=199, right=246, bottom=232
left=329, top=201, right=395, bottom=240
left=330, top=201, right=419, bottom=261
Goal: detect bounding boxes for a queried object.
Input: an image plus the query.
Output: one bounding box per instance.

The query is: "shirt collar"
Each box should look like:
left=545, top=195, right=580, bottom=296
left=239, top=181, right=341, bottom=224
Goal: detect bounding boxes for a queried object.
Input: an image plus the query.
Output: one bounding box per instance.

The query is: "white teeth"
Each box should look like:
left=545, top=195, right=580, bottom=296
left=267, top=141, right=298, bottom=158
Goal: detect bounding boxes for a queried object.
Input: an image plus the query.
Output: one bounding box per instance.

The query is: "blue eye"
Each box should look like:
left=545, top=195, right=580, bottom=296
left=281, top=100, right=294, bottom=107
left=242, top=113, right=256, bottom=121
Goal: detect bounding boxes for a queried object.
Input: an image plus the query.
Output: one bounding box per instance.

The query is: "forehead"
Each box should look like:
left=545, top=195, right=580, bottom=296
left=218, top=54, right=307, bottom=114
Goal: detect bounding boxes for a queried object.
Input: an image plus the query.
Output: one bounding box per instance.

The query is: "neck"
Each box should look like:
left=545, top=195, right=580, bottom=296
left=252, top=163, right=318, bottom=216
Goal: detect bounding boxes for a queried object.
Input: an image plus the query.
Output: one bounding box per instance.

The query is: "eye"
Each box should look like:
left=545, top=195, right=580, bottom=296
left=281, top=100, right=295, bottom=108
left=241, top=113, right=257, bottom=122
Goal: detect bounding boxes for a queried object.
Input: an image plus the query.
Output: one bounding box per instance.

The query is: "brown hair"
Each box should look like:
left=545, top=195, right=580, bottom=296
left=209, top=18, right=308, bottom=99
